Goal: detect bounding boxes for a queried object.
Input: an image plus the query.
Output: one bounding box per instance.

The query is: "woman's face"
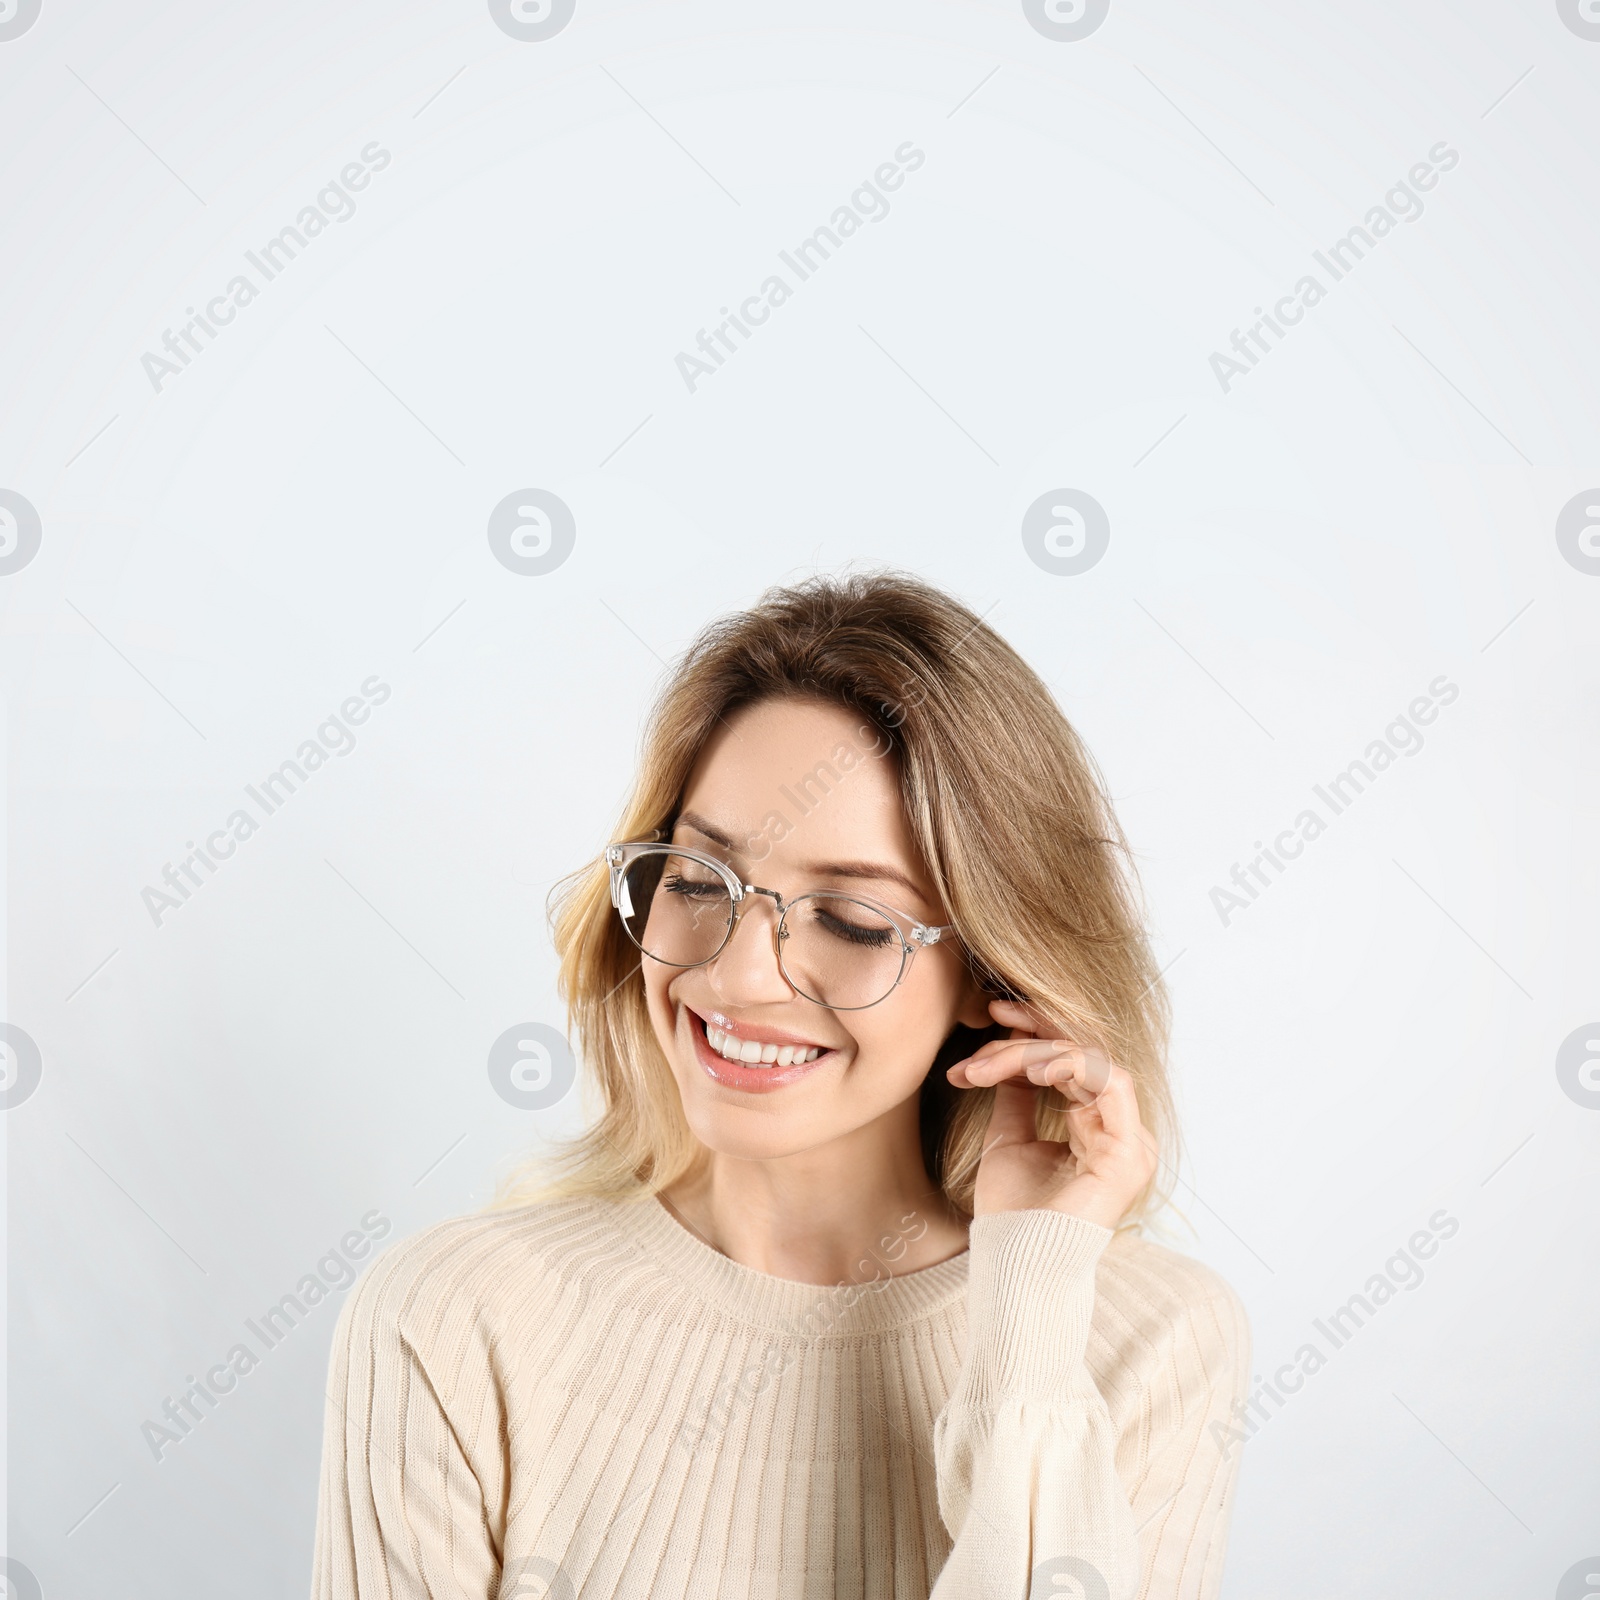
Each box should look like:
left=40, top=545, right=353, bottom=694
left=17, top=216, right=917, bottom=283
left=641, top=696, right=990, bottom=1163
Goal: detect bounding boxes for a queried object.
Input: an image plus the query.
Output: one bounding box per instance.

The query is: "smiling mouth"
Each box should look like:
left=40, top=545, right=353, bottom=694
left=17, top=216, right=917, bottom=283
left=703, top=1023, right=824, bottom=1069
left=684, top=1005, right=835, bottom=1077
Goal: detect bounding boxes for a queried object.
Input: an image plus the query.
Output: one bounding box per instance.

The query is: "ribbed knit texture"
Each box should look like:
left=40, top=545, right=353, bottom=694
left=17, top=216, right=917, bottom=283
left=311, top=1196, right=1249, bottom=1599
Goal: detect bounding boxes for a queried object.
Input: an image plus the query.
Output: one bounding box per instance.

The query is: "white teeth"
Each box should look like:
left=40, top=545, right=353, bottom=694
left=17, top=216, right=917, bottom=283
left=703, top=1022, right=822, bottom=1068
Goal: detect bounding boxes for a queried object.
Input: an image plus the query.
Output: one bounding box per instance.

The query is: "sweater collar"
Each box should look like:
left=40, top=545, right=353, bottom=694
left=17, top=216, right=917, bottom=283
left=614, top=1193, right=971, bottom=1336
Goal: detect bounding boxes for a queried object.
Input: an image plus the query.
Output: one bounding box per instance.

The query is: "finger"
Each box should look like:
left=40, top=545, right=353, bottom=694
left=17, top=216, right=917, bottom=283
left=948, top=1037, right=1061, bottom=1084
left=1063, top=1102, right=1098, bottom=1165
left=1086, top=1063, right=1142, bottom=1142
left=1066, top=1066, right=1155, bottom=1178
left=981, top=1078, right=1041, bottom=1151
left=1034, top=1067, right=1101, bottom=1108
left=1068, top=1089, right=1159, bottom=1188
left=1024, top=1043, right=1114, bottom=1100
left=987, top=997, right=1056, bottom=1036
left=948, top=1037, right=1080, bottom=1087
left=960, top=1036, right=1065, bottom=1069
left=1063, top=1098, right=1105, bottom=1150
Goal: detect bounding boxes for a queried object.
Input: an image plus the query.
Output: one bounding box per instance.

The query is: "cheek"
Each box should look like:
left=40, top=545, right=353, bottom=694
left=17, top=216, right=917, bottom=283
left=847, top=980, right=956, bottom=1082
left=897, top=949, right=969, bottom=1025
left=643, top=968, right=681, bottom=1051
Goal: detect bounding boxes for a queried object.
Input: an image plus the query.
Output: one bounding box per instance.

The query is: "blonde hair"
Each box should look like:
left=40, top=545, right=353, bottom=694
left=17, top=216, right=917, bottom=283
left=493, top=570, right=1178, bottom=1230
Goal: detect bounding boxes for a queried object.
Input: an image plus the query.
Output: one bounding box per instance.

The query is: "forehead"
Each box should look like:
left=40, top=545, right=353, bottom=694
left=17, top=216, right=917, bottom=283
left=678, top=698, right=916, bottom=866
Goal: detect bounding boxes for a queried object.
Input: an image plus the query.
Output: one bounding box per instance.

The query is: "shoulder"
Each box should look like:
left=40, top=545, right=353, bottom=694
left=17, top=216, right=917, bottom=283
left=1088, top=1229, right=1251, bottom=1394
left=331, top=1196, right=626, bottom=1378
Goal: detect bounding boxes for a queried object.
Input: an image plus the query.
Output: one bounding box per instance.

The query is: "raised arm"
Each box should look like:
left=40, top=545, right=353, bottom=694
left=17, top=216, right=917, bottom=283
left=931, top=1209, right=1138, bottom=1597
left=935, top=1001, right=1251, bottom=1597
left=931, top=1210, right=1250, bottom=1598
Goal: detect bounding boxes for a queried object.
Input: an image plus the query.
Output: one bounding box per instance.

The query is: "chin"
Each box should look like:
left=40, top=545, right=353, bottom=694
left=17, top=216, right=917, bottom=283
left=679, top=1100, right=824, bottom=1162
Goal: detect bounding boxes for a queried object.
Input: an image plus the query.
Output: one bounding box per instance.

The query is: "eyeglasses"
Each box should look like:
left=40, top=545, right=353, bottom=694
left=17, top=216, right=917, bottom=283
left=604, top=840, right=955, bottom=1011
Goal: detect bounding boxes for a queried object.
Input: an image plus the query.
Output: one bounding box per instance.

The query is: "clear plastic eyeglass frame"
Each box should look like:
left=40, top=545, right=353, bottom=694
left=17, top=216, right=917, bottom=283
left=603, top=839, right=956, bottom=1010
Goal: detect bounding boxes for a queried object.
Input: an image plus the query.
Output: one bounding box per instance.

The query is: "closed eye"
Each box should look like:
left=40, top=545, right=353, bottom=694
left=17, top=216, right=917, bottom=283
left=810, top=905, right=896, bottom=948
left=662, top=873, right=727, bottom=900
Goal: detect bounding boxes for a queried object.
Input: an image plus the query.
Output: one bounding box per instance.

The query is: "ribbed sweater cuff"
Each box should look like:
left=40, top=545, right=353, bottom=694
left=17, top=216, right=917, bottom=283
left=957, top=1209, right=1113, bottom=1407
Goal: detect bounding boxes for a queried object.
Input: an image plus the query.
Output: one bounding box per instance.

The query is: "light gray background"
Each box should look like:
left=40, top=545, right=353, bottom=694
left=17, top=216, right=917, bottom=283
left=3, top=1, right=1598, bottom=1596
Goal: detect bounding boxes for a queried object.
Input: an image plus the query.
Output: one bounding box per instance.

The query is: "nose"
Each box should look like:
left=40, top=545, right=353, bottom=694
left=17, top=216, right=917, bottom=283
left=706, top=893, right=796, bottom=1006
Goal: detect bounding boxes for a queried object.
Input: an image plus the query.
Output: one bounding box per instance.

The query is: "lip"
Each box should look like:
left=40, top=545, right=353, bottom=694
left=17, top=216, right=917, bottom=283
left=685, top=1006, right=838, bottom=1094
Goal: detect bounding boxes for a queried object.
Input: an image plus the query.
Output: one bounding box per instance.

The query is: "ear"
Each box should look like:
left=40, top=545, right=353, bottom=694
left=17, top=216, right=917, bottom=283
left=953, top=969, right=995, bottom=1031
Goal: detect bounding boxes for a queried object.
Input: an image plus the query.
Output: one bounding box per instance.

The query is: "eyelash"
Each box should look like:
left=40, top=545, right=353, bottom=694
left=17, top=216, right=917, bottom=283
left=810, top=908, right=895, bottom=948
left=662, top=874, right=725, bottom=899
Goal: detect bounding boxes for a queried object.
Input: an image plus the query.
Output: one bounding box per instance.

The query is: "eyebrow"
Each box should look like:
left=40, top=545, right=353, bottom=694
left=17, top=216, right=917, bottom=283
left=674, top=811, right=930, bottom=903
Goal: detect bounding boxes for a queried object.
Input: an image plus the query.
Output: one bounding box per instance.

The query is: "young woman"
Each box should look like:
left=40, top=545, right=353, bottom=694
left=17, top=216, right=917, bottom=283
left=312, top=572, right=1250, bottom=1599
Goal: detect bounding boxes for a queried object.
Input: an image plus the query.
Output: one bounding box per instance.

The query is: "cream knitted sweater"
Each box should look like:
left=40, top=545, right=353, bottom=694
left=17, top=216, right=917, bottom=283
left=311, top=1195, right=1249, bottom=1599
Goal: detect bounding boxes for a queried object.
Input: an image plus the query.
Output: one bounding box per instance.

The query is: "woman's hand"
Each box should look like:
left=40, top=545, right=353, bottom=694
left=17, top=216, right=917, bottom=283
left=946, top=998, right=1157, bottom=1230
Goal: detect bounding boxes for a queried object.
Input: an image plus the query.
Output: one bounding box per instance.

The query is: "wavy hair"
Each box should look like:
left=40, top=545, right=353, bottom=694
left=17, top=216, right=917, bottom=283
left=492, top=570, right=1178, bottom=1231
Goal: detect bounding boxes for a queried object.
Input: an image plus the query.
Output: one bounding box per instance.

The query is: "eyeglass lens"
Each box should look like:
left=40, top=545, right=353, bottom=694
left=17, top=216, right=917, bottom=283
left=616, top=850, right=908, bottom=1008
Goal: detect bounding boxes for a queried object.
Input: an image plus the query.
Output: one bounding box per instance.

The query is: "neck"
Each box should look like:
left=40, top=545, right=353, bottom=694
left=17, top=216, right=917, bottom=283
left=659, top=1103, right=970, bottom=1286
